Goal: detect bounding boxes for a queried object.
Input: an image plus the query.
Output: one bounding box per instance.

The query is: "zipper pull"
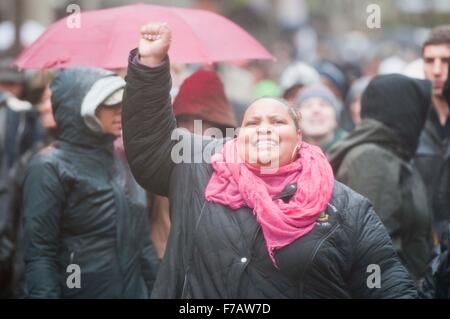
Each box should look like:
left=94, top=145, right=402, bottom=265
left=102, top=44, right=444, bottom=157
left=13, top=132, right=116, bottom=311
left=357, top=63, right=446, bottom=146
left=317, top=211, right=329, bottom=222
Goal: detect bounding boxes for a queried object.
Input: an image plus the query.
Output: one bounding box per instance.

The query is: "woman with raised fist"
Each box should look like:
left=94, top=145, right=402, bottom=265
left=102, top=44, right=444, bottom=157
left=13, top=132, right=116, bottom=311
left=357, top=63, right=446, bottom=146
left=122, top=22, right=416, bottom=299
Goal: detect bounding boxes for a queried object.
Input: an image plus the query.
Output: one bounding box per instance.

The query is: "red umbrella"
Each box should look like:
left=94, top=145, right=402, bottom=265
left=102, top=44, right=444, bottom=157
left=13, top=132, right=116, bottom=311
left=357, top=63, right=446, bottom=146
left=15, top=3, right=273, bottom=69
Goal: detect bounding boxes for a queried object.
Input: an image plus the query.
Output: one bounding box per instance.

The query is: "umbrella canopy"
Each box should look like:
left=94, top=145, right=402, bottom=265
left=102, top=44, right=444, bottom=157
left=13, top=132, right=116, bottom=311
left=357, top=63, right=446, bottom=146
left=15, top=3, right=273, bottom=69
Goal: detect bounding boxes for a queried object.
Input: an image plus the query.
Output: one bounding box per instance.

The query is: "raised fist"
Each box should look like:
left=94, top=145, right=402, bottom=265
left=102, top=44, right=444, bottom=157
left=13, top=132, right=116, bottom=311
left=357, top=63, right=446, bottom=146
left=139, top=22, right=171, bottom=67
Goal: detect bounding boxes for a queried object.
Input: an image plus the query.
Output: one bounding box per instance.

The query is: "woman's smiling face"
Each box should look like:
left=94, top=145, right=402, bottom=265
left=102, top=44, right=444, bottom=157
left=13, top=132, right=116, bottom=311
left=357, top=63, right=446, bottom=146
left=238, top=97, right=301, bottom=169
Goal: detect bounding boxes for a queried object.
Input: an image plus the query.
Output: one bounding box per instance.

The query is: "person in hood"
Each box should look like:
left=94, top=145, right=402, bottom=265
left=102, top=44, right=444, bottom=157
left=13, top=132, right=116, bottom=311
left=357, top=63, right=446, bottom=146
left=22, top=67, right=159, bottom=298
left=122, top=23, right=416, bottom=299
left=329, top=74, right=433, bottom=283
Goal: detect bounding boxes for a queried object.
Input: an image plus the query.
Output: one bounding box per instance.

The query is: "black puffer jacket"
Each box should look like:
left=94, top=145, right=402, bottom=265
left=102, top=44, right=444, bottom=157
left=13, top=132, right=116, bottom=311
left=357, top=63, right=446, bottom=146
left=123, top=50, right=416, bottom=299
left=23, top=67, right=159, bottom=298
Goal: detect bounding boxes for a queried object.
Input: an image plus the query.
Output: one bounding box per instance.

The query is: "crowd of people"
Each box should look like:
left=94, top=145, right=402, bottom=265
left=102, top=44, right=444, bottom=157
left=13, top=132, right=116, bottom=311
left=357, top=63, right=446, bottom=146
left=0, top=21, right=450, bottom=299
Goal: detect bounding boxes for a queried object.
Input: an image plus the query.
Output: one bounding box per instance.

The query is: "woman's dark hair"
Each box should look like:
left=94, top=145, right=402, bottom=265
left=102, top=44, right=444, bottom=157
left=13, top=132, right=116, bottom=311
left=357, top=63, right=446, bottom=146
left=245, top=96, right=301, bottom=131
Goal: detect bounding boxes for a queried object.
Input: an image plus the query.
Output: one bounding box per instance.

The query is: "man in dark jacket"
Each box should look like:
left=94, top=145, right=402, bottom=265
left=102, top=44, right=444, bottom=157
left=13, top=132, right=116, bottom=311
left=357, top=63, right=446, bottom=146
left=122, top=23, right=417, bottom=299
left=329, top=74, right=433, bottom=283
left=415, top=25, right=450, bottom=241
left=419, top=50, right=450, bottom=299
left=22, top=67, right=159, bottom=298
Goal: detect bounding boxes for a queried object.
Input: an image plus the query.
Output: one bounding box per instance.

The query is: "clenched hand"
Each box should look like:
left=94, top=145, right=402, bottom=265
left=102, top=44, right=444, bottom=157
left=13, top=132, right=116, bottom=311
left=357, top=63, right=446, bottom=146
left=139, top=22, right=172, bottom=67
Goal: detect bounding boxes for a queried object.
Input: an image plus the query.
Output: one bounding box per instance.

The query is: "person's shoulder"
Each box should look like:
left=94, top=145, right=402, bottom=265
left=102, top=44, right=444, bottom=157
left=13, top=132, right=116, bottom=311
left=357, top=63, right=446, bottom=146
left=341, top=142, right=401, bottom=176
left=27, top=143, right=64, bottom=173
left=347, top=142, right=394, bottom=161
left=330, top=181, right=373, bottom=227
left=331, top=181, right=369, bottom=210
left=416, top=122, right=441, bottom=156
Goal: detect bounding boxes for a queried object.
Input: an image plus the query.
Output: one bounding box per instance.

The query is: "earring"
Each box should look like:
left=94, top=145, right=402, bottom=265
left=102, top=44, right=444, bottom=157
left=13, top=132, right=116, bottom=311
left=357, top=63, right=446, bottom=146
left=291, top=144, right=300, bottom=161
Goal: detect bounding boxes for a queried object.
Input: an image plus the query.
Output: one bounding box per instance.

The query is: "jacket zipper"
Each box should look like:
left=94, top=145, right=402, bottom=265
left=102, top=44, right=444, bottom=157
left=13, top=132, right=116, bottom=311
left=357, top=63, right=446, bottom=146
left=181, top=200, right=207, bottom=299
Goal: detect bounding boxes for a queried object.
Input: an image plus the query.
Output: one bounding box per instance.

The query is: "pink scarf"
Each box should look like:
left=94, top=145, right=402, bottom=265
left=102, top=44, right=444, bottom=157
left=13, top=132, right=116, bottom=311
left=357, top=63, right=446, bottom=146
left=205, top=138, right=334, bottom=265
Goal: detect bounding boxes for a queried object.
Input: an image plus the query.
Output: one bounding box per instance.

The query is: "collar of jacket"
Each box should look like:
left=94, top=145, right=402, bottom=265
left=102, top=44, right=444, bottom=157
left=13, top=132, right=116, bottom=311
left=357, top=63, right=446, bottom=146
left=365, top=119, right=412, bottom=160
left=424, top=114, right=450, bottom=147
left=329, top=119, right=412, bottom=171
